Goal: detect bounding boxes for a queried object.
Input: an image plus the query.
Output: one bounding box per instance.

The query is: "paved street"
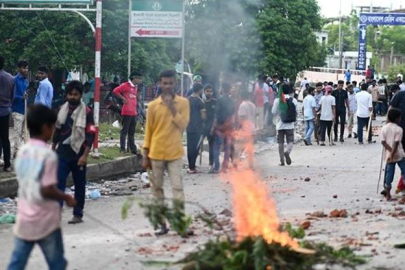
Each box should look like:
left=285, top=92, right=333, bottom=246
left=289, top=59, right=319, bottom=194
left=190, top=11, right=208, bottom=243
left=1, top=117, right=405, bottom=270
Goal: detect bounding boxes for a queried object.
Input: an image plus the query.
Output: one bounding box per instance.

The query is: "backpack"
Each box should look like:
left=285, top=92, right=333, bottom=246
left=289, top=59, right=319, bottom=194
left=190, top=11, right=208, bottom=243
left=280, top=98, right=297, bottom=123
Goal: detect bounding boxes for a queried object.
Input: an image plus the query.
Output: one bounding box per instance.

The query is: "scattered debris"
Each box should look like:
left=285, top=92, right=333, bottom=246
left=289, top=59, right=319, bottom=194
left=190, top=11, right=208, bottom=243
left=333, top=195, right=338, bottom=199
left=329, top=209, right=347, bottom=218
left=300, top=221, right=311, bottom=230
left=304, top=177, right=311, bottom=182
left=310, top=211, right=327, bottom=218
left=219, top=208, right=232, bottom=217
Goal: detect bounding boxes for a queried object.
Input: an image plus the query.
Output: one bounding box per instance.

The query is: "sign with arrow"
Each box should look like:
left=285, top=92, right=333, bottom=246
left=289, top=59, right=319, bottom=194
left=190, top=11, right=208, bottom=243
left=131, top=0, right=183, bottom=38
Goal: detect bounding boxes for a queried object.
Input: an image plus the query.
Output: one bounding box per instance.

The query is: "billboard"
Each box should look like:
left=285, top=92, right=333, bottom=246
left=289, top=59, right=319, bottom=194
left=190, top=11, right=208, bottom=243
left=0, top=0, right=93, bottom=4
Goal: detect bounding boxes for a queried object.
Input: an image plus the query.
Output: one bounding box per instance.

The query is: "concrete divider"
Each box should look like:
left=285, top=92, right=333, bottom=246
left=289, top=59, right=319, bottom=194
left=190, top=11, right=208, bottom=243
left=0, top=156, right=143, bottom=199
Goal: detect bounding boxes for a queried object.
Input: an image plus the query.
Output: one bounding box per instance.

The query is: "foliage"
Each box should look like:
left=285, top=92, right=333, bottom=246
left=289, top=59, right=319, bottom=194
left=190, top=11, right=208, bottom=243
left=283, top=222, right=305, bottom=239
left=387, top=64, right=405, bottom=82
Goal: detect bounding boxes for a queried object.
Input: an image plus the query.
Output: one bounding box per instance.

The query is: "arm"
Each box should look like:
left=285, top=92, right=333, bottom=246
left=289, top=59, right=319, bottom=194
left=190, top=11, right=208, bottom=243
left=332, top=105, right=336, bottom=122
left=345, top=98, right=350, bottom=114
left=42, top=186, right=76, bottom=207
left=142, top=104, right=154, bottom=170
left=78, top=110, right=96, bottom=166
left=200, top=99, right=207, bottom=121
left=113, top=85, right=127, bottom=104
left=52, top=128, right=61, bottom=150
left=388, top=141, right=400, bottom=162
left=381, top=141, right=393, bottom=153
left=170, top=98, right=190, bottom=131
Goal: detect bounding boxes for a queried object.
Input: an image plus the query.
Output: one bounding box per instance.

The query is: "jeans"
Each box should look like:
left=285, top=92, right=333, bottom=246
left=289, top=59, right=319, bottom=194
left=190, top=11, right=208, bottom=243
left=213, top=134, right=231, bottom=171
left=304, top=119, right=315, bottom=142
left=314, top=115, right=321, bottom=142
left=187, top=132, right=202, bottom=170
left=204, top=134, right=215, bottom=166
left=277, top=129, right=294, bottom=163
left=385, top=159, right=405, bottom=189
left=120, top=115, right=137, bottom=153
left=357, top=116, right=372, bottom=143
left=57, top=158, right=86, bottom=217
left=0, top=114, right=11, bottom=168
left=334, top=109, right=346, bottom=139
left=372, top=102, right=378, bottom=118
left=319, top=120, right=333, bottom=142
left=378, top=100, right=387, bottom=116
left=8, top=229, right=67, bottom=270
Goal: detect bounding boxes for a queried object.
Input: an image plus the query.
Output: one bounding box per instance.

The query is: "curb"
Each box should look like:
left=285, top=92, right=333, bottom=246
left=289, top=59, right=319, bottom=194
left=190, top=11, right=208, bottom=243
left=0, top=155, right=143, bottom=199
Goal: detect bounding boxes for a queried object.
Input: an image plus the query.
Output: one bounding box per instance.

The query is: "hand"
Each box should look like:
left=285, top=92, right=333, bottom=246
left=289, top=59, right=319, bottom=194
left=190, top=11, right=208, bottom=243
left=142, top=156, right=151, bottom=170
left=65, top=195, right=77, bottom=207
left=23, top=93, right=28, bottom=99
left=122, top=98, right=128, bottom=104
left=78, top=155, right=88, bottom=167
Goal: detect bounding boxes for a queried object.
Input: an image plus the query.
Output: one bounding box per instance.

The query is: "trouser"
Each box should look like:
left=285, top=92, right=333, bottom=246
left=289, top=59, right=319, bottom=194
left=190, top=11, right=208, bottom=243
left=319, top=120, right=333, bottom=142
left=385, top=158, right=405, bottom=189
left=187, top=132, right=202, bottom=170
left=357, top=116, right=372, bottom=143
left=204, top=134, right=215, bottom=166
left=233, top=135, right=254, bottom=169
left=378, top=100, right=387, bottom=116
left=347, top=113, right=355, bottom=134
left=256, top=106, right=264, bottom=130
left=314, top=115, right=321, bottom=142
left=120, top=115, right=137, bottom=153
left=263, top=102, right=269, bottom=124
left=372, top=102, right=378, bottom=118
left=304, top=119, right=315, bottom=143
left=277, top=129, right=294, bottom=164
left=7, top=229, right=67, bottom=270
left=150, top=159, right=184, bottom=203
left=214, top=133, right=231, bottom=171
left=265, top=105, right=274, bottom=127
left=0, top=114, right=11, bottom=168
left=57, top=158, right=86, bottom=217
left=12, top=112, right=25, bottom=156
left=334, top=109, right=346, bottom=139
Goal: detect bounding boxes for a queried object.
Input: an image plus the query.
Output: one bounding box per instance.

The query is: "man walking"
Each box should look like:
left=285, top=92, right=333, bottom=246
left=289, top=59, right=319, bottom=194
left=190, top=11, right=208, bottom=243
left=253, top=75, right=266, bottom=131
left=187, top=84, right=206, bottom=174
left=302, top=86, right=316, bottom=146
left=272, top=84, right=298, bottom=166
left=0, top=56, right=14, bottom=172
left=356, top=83, right=373, bottom=144
left=314, top=82, right=323, bottom=143
left=345, top=69, right=352, bottom=83
left=319, top=86, right=336, bottom=146
left=203, top=84, right=217, bottom=172
left=347, top=84, right=357, bottom=139
left=113, top=72, right=142, bottom=155
left=142, top=70, right=190, bottom=235
left=332, top=80, right=350, bottom=142
left=368, top=79, right=379, bottom=119
left=12, top=61, right=29, bottom=158
left=35, top=66, right=53, bottom=108
left=53, top=81, right=95, bottom=224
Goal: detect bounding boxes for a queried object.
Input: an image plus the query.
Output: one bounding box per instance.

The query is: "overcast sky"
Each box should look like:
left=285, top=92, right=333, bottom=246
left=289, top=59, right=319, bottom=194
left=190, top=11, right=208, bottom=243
left=318, top=0, right=405, bottom=18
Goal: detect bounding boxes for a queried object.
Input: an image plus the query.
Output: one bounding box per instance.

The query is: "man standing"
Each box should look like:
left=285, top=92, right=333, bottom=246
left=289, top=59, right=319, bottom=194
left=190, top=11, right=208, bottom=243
left=302, top=87, right=316, bottom=146
left=35, top=66, right=53, bottom=108
left=331, top=80, right=350, bottom=142
left=142, top=70, right=190, bottom=235
left=378, top=79, right=388, bottom=116
left=368, top=79, right=379, bottom=119
left=345, top=69, right=352, bottom=83
left=12, top=61, right=29, bottom=158
left=314, top=82, right=323, bottom=144
left=353, top=81, right=360, bottom=93
left=272, top=84, right=297, bottom=166
left=347, top=84, right=357, bottom=139
left=203, top=84, right=217, bottom=173
left=253, top=76, right=265, bottom=131
left=53, top=81, right=95, bottom=224
left=186, top=75, right=203, bottom=97
left=113, top=72, right=142, bottom=155
left=356, top=83, right=373, bottom=144
left=0, top=56, right=14, bottom=172
left=390, top=85, right=405, bottom=151
left=82, top=82, right=94, bottom=106
left=187, top=84, right=206, bottom=174
left=211, top=83, right=235, bottom=173
left=319, top=86, right=336, bottom=146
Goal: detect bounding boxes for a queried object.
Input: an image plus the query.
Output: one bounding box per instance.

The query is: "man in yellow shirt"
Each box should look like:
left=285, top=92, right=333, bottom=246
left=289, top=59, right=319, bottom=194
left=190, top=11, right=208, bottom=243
left=142, top=70, right=190, bottom=236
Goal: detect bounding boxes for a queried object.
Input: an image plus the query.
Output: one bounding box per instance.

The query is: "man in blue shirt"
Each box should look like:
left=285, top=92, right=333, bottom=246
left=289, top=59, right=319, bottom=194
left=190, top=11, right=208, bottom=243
left=35, top=66, right=53, bottom=108
left=345, top=69, right=352, bottom=83
left=12, top=61, right=29, bottom=158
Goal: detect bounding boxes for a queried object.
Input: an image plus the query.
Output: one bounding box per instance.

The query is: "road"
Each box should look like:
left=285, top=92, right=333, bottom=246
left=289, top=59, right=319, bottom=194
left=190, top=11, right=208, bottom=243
left=1, top=117, right=404, bottom=270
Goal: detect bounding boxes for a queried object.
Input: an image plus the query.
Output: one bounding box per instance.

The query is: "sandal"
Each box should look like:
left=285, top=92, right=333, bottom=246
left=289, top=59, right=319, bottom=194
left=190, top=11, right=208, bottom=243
left=68, top=216, right=83, bottom=224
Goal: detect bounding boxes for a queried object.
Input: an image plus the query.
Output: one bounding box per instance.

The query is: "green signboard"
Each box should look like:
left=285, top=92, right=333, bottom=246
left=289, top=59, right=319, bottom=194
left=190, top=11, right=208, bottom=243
left=0, top=0, right=93, bottom=4
left=132, top=0, right=182, bottom=12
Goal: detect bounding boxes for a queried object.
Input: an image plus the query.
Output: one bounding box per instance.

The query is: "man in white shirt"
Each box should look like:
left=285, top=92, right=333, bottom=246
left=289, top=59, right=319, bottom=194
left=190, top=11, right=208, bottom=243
left=302, top=87, right=316, bottom=145
left=356, top=83, right=373, bottom=144
left=318, top=86, right=336, bottom=146
left=347, top=84, right=357, bottom=139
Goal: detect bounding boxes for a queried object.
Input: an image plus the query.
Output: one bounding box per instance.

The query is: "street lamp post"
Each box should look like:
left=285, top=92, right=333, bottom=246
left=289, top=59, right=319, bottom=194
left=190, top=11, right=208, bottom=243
left=338, top=0, right=343, bottom=69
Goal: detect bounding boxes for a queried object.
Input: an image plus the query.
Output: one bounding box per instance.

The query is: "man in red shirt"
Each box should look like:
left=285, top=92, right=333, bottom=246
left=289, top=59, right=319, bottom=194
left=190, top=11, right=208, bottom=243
left=113, top=72, right=142, bottom=155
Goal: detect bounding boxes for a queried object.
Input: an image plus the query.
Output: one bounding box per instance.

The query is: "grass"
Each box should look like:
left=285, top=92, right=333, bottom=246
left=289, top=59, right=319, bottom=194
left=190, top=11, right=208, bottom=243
left=88, top=146, right=132, bottom=164
left=98, top=122, right=145, bottom=142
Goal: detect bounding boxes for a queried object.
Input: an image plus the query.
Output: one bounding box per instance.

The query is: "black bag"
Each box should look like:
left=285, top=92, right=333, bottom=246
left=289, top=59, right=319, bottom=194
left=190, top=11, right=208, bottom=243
left=280, top=98, right=297, bottom=123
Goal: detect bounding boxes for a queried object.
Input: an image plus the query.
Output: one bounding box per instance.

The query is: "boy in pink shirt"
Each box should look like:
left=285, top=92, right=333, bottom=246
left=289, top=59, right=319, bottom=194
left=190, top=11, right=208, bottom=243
left=8, top=105, right=76, bottom=270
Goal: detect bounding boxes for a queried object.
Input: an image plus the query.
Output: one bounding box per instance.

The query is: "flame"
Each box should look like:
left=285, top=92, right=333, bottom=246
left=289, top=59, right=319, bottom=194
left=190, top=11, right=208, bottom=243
left=224, top=120, right=299, bottom=249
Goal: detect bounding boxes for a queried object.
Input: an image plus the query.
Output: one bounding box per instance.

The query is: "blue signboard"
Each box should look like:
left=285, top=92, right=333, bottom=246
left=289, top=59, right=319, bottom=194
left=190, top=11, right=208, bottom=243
left=357, top=13, right=405, bottom=70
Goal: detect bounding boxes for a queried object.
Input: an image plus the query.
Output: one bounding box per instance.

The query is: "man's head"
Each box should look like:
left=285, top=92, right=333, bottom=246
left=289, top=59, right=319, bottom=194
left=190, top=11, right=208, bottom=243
left=347, top=69, right=351, bottom=72
left=272, top=74, right=278, bottom=84
left=347, top=84, right=354, bottom=94
left=361, top=83, right=369, bottom=91
left=316, top=82, right=323, bottom=92
left=328, top=81, right=333, bottom=86
left=17, top=61, right=28, bottom=77
left=346, top=81, right=350, bottom=87
left=325, top=85, right=333, bottom=95
left=66, top=80, right=83, bottom=106
left=391, top=84, right=400, bottom=94
left=84, top=82, right=91, bottom=93
left=323, top=81, right=328, bottom=86
left=129, top=71, right=143, bottom=85
left=192, top=83, right=203, bottom=96
left=159, top=70, right=177, bottom=95
left=382, top=78, right=387, bottom=84
left=308, top=86, right=315, bottom=96
left=282, top=84, right=292, bottom=95
left=0, top=55, right=4, bottom=70
left=366, top=77, right=371, bottom=83
left=388, top=108, right=402, bottom=124
left=27, top=104, right=57, bottom=140
left=241, top=91, right=249, bottom=101
left=222, top=83, right=231, bottom=96
left=37, top=66, right=49, bottom=81
left=352, top=81, right=357, bottom=87
left=337, top=80, right=344, bottom=90
left=372, top=79, right=376, bottom=86
left=204, top=84, right=213, bottom=100
left=193, top=75, right=202, bottom=85
left=397, top=80, right=403, bottom=85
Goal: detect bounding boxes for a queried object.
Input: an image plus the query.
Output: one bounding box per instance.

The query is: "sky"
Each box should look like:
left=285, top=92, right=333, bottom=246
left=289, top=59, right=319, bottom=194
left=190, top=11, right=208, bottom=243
left=318, top=0, right=405, bottom=18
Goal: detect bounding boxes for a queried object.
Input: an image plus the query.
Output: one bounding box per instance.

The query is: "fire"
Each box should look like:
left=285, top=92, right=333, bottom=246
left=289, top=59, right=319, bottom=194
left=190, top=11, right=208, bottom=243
left=225, top=169, right=299, bottom=249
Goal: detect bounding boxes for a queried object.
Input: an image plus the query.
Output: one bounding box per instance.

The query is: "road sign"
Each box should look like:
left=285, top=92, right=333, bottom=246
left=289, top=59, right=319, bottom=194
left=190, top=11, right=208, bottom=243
left=131, top=0, right=183, bottom=38
left=0, top=0, right=92, bottom=4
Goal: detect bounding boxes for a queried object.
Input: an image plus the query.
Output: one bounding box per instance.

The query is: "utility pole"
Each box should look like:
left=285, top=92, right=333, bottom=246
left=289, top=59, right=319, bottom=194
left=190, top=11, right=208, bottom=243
left=390, top=42, right=395, bottom=66
left=338, top=0, right=343, bottom=69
